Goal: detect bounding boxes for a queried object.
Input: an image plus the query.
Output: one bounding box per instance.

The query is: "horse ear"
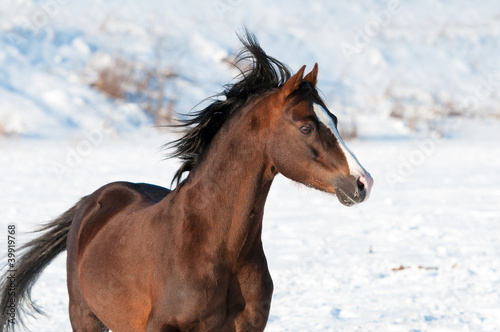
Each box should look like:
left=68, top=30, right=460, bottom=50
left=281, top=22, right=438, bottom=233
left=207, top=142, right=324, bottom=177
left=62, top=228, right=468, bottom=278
left=281, top=65, right=306, bottom=99
left=304, top=63, right=318, bottom=87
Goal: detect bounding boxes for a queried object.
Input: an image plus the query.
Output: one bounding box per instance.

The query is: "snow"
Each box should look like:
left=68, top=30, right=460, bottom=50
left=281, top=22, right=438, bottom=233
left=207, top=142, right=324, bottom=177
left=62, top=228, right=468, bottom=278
left=2, top=0, right=500, bottom=138
left=1, top=134, right=500, bottom=331
left=1, top=0, right=500, bottom=330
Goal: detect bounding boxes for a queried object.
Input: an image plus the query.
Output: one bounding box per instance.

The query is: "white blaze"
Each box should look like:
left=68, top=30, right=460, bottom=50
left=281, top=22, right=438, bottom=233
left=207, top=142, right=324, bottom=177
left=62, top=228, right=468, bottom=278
left=312, top=104, right=371, bottom=180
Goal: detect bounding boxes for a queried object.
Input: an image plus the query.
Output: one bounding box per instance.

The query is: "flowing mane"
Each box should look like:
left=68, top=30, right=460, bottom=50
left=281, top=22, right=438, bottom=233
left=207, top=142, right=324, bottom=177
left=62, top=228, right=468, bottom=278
left=167, top=31, right=292, bottom=185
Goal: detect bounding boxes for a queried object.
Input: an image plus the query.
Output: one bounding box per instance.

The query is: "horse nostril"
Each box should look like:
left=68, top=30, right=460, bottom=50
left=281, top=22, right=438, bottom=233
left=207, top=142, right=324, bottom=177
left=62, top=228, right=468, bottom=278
left=357, top=177, right=366, bottom=192
left=356, top=173, right=373, bottom=201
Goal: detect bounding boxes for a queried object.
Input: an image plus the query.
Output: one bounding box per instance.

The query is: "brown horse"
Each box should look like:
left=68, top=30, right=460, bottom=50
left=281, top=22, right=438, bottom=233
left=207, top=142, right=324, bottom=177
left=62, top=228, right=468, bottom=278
left=0, top=32, right=372, bottom=331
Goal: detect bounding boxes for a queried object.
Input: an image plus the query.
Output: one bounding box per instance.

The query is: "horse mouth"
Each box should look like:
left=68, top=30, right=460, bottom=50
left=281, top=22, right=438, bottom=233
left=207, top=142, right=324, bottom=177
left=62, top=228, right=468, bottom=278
left=334, top=175, right=371, bottom=207
left=336, top=187, right=365, bottom=206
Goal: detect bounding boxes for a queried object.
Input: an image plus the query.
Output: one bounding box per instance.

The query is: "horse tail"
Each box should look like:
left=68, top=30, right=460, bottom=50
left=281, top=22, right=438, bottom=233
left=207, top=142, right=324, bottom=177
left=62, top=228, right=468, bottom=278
left=0, top=198, right=85, bottom=331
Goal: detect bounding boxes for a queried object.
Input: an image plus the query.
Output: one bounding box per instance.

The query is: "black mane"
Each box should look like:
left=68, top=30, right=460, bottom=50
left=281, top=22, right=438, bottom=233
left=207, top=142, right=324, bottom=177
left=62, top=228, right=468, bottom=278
left=167, top=31, right=328, bottom=186
left=167, top=30, right=293, bottom=185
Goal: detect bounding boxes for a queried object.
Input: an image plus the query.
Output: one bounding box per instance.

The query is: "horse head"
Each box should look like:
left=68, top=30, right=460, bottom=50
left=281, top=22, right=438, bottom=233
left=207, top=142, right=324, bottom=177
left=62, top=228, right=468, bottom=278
left=266, top=64, right=373, bottom=206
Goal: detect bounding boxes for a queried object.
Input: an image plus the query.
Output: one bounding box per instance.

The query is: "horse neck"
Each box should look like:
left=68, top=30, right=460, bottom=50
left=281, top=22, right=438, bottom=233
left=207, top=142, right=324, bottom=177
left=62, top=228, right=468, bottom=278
left=172, top=98, right=275, bottom=263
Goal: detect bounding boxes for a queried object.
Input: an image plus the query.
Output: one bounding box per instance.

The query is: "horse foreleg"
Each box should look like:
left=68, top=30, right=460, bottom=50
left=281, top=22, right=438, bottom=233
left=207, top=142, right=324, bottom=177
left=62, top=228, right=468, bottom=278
left=231, top=249, right=273, bottom=331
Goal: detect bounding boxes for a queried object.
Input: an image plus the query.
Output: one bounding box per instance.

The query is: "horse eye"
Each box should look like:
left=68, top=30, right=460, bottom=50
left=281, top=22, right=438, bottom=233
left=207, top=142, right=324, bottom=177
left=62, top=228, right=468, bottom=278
left=300, top=124, right=313, bottom=135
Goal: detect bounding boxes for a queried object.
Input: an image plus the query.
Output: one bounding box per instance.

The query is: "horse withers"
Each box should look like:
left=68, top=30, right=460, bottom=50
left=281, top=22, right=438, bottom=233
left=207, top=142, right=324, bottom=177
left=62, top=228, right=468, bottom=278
left=0, top=31, right=372, bottom=331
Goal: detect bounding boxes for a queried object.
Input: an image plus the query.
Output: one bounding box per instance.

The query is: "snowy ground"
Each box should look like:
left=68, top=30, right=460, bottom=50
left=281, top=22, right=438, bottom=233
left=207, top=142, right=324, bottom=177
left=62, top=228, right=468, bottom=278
left=1, top=127, right=499, bottom=331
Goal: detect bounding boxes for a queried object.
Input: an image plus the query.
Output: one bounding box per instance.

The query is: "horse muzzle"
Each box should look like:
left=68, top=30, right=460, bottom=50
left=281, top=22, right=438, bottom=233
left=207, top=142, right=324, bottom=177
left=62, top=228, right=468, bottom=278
left=334, top=172, right=373, bottom=207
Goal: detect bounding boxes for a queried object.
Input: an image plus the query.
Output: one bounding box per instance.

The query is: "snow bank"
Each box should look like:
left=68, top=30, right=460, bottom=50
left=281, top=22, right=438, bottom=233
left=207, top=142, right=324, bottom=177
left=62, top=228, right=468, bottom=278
left=1, top=0, right=500, bottom=138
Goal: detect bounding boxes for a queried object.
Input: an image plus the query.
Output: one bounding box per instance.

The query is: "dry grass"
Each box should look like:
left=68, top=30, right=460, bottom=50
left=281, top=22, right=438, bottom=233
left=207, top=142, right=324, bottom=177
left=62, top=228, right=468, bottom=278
left=135, top=67, right=178, bottom=124
left=384, top=83, right=473, bottom=135
left=91, top=57, right=134, bottom=99
left=89, top=54, right=178, bottom=125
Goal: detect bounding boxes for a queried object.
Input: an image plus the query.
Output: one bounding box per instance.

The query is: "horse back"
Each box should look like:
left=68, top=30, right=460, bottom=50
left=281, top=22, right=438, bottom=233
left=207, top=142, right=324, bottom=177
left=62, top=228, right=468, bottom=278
left=133, top=182, right=172, bottom=203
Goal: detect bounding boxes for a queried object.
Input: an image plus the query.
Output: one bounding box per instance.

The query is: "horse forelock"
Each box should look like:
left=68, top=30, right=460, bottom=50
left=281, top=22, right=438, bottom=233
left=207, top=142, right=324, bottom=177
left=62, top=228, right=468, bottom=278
left=287, top=80, right=328, bottom=110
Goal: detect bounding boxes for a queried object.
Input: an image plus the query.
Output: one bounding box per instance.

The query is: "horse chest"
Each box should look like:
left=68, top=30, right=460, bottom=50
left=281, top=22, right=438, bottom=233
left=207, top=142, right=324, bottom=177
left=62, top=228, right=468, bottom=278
left=155, top=261, right=272, bottom=330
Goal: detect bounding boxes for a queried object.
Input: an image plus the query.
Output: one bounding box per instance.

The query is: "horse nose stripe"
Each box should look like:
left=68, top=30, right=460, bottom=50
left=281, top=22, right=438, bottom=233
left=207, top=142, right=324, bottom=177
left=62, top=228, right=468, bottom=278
left=312, top=104, right=370, bottom=179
